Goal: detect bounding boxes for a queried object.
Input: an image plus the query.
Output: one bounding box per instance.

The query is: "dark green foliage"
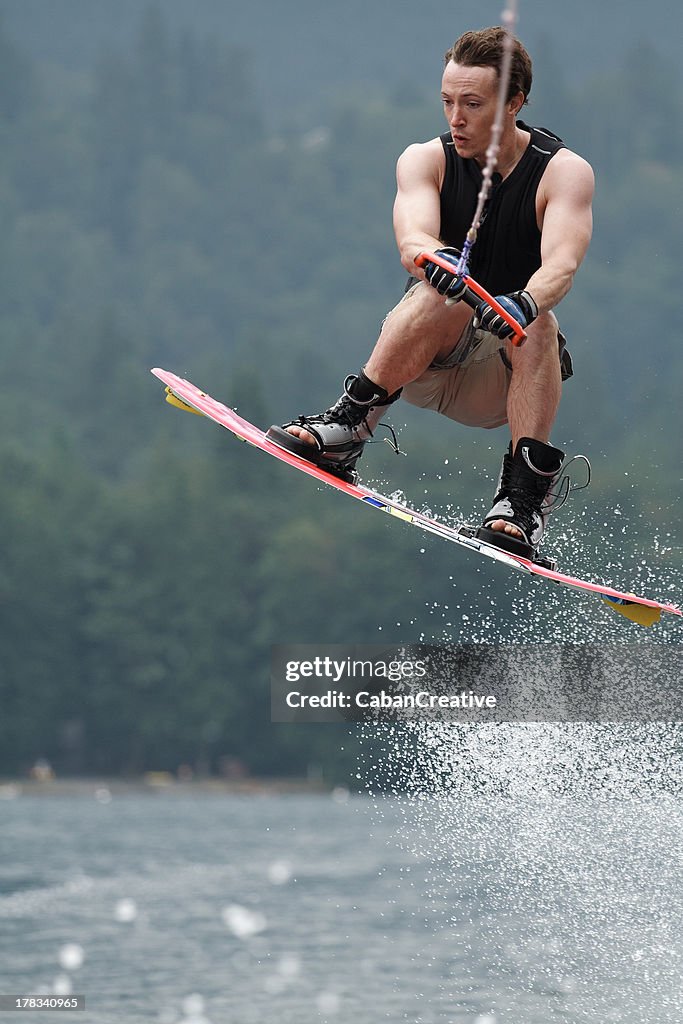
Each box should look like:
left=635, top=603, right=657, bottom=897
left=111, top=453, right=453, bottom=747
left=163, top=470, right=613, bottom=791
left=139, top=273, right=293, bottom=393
left=0, top=8, right=681, bottom=779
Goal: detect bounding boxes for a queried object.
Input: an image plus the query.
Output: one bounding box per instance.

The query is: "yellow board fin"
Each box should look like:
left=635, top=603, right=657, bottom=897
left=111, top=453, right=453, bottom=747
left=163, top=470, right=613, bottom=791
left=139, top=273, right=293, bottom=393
left=602, top=597, right=661, bottom=627
left=164, top=386, right=204, bottom=416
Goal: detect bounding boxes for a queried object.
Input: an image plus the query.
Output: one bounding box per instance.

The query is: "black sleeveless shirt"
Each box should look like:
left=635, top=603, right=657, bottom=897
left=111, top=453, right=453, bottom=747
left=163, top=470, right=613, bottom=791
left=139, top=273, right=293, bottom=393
left=438, top=121, right=565, bottom=295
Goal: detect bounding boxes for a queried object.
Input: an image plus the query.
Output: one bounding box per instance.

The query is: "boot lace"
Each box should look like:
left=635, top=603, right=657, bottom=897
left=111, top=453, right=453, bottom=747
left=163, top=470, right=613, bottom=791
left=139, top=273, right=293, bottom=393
left=295, top=390, right=405, bottom=456
left=507, top=487, right=541, bottom=521
left=496, top=453, right=591, bottom=528
left=294, top=394, right=368, bottom=431
left=545, top=454, right=592, bottom=513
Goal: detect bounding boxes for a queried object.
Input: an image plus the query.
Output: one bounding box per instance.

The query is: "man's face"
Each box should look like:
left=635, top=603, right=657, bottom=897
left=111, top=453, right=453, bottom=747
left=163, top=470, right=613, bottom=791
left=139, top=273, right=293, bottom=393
left=441, top=61, right=499, bottom=164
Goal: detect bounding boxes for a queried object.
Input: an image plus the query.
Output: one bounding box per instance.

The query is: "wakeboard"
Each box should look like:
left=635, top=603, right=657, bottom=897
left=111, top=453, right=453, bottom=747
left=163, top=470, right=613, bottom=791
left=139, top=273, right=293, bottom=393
left=151, top=367, right=681, bottom=628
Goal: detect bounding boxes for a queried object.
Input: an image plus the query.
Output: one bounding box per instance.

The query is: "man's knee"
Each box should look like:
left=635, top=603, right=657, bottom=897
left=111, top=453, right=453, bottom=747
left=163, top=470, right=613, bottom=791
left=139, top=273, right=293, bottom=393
left=507, top=310, right=559, bottom=362
left=529, top=309, right=559, bottom=343
left=382, top=279, right=473, bottom=342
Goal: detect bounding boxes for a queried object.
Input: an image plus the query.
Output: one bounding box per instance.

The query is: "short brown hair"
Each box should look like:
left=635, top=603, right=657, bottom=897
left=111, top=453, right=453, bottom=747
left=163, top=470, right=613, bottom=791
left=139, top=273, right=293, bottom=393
left=444, top=27, right=532, bottom=105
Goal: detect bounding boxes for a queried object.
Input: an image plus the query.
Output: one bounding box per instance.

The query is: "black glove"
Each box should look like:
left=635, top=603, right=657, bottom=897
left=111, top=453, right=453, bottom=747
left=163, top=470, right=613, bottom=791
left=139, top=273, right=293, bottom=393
left=421, top=247, right=469, bottom=300
left=474, top=289, right=538, bottom=340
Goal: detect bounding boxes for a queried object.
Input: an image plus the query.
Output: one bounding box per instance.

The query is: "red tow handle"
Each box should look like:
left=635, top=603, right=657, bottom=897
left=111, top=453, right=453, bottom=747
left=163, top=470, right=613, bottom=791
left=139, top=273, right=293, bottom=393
left=414, top=252, right=527, bottom=347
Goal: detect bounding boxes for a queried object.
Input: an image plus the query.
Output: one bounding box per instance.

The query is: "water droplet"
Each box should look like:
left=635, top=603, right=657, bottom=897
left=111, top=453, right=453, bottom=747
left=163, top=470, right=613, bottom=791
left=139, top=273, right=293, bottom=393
left=221, top=904, right=267, bottom=939
left=114, top=898, right=138, bottom=923
left=52, top=975, right=72, bottom=996
left=58, top=944, right=84, bottom=971
left=267, top=860, right=292, bottom=886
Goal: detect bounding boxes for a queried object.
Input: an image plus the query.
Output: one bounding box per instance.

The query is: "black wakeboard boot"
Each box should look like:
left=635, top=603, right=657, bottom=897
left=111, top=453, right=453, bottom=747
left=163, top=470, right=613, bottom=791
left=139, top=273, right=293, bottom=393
left=266, top=369, right=402, bottom=483
left=476, top=436, right=565, bottom=560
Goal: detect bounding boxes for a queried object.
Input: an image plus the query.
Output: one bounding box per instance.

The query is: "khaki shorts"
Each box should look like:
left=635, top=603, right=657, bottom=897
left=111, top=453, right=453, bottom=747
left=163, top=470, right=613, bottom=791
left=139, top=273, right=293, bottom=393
left=396, top=282, right=572, bottom=429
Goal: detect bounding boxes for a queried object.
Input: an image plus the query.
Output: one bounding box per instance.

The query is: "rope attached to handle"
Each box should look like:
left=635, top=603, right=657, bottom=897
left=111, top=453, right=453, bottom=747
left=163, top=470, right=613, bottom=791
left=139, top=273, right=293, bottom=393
left=456, top=1, right=519, bottom=278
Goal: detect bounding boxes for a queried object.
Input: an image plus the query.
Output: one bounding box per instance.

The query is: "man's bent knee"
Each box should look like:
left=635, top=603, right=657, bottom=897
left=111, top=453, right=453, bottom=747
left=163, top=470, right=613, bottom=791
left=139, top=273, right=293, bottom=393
left=506, top=310, right=560, bottom=363
left=385, top=279, right=472, bottom=329
left=527, top=309, right=559, bottom=342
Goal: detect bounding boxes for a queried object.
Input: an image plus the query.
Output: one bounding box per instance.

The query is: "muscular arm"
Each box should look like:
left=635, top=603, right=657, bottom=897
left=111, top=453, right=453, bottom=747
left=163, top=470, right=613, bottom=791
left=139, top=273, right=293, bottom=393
left=392, top=140, right=446, bottom=275
left=525, top=150, right=595, bottom=313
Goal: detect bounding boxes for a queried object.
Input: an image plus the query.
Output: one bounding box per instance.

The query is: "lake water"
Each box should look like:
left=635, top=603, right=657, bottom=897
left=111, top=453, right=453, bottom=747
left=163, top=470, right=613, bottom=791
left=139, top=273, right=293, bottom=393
left=1, top=780, right=682, bottom=1024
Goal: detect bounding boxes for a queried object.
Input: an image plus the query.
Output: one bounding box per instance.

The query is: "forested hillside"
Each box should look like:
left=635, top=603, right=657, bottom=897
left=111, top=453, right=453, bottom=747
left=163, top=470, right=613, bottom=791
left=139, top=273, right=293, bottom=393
left=0, top=6, right=681, bottom=779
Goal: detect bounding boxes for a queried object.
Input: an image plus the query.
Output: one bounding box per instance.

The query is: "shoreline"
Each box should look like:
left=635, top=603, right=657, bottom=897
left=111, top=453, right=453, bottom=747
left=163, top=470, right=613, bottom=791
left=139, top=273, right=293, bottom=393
left=0, top=775, right=337, bottom=799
